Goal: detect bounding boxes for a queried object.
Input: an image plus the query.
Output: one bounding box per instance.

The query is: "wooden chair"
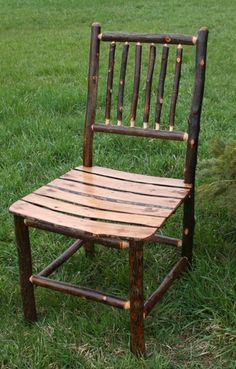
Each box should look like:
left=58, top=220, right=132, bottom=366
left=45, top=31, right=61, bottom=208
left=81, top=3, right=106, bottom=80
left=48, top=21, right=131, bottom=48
left=9, top=23, right=208, bottom=354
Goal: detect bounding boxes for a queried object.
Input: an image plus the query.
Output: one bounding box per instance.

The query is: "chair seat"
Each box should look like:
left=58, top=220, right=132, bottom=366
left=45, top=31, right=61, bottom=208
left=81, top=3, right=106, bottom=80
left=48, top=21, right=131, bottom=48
left=9, top=166, right=191, bottom=241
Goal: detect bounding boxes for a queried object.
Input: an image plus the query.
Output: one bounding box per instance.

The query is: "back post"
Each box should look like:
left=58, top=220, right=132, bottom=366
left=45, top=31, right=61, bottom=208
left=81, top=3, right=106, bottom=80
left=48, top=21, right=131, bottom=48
left=83, top=23, right=101, bottom=167
left=83, top=23, right=101, bottom=256
left=182, top=27, right=209, bottom=262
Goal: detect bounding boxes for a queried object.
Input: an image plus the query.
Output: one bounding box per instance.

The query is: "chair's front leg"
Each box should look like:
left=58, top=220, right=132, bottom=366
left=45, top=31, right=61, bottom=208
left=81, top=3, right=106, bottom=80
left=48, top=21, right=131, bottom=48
left=129, top=240, right=145, bottom=355
left=14, top=215, right=37, bottom=322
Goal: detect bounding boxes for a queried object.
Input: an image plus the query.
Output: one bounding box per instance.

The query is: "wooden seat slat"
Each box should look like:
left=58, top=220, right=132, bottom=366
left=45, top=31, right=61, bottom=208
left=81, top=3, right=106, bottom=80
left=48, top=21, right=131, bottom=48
left=34, top=186, right=172, bottom=217
left=50, top=178, right=182, bottom=208
left=23, top=193, right=165, bottom=227
left=9, top=200, right=157, bottom=240
left=77, top=165, right=191, bottom=188
left=62, top=170, right=189, bottom=199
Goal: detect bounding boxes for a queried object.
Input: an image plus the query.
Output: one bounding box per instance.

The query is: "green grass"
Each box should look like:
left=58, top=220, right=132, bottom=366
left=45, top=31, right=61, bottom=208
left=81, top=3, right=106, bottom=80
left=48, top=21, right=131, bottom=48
left=0, top=0, right=236, bottom=368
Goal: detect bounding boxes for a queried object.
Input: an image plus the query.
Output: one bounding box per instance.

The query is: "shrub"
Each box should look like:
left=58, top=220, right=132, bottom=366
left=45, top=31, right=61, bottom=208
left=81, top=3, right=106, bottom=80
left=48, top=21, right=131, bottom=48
left=199, top=139, right=236, bottom=216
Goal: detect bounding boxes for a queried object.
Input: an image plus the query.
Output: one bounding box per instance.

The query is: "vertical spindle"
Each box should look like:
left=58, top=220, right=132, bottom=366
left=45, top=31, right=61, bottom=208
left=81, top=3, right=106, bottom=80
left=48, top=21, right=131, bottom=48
left=105, top=42, right=116, bottom=125
left=155, top=45, right=169, bottom=130
left=143, top=44, right=156, bottom=129
left=117, top=42, right=129, bottom=126
left=169, top=44, right=183, bottom=131
left=130, top=43, right=142, bottom=127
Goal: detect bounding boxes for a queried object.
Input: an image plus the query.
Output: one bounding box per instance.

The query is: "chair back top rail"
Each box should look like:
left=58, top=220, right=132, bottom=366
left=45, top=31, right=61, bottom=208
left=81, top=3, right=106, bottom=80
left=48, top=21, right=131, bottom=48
left=98, top=31, right=197, bottom=45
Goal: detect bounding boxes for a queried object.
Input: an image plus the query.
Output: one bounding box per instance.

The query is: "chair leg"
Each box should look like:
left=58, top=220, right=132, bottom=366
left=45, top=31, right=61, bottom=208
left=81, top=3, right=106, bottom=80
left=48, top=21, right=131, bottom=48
left=129, top=240, right=145, bottom=355
left=84, top=241, right=95, bottom=256
left=182, top=193, right=195, bottom=264
left=14, top=215, right=37, bottom=322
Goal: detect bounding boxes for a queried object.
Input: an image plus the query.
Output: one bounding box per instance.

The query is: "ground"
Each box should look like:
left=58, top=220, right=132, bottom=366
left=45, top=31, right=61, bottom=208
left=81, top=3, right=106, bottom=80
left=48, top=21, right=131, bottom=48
left=0, top=1, right=236, bottom=368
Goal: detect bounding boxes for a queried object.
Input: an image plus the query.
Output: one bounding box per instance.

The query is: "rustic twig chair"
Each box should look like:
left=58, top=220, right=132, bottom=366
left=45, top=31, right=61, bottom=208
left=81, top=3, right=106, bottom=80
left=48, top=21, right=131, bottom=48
left=9, top=23, right=208, bottom=354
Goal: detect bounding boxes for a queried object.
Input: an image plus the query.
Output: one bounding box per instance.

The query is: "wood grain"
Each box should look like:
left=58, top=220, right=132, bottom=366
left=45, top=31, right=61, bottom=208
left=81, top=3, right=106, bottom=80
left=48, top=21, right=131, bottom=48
left=50, top=178, right=182, bottom=208
left=34, top=186, right=172, bottom=217
left=93, top=123, right=188, bottom=141
left=10, top=200, right=157, bottom=240
left=23, top=193, right=165, bottom=227
left=100, top=31, right=196, bottom=45
left=62, top=170, right=189, bottom=199
left=78, top=165, right=191, bottom=188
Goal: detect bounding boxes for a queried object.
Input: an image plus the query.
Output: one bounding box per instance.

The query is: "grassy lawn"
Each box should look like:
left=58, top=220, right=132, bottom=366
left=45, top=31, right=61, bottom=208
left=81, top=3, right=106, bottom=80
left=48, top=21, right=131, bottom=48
left=0, top=0, right=236, bottom=368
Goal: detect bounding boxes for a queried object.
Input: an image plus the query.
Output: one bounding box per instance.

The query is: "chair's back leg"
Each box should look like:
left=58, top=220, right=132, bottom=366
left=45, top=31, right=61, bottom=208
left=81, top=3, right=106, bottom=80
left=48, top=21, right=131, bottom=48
left=14, top=215, right=37, bottom=321
left=82, top=23, right=101, bottom=257
left=182, top=28, right=208, bottom=265
left=84, top=240, right=95, bottom=257
left=129, top=240, right=145, bottom=354
left=181, top=192, right=195, bottom=264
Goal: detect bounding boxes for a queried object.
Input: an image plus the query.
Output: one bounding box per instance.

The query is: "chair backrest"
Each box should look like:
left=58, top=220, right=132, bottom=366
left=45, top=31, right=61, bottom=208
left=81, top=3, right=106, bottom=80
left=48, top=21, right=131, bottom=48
left=83, top=23, right=208, bottom=187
